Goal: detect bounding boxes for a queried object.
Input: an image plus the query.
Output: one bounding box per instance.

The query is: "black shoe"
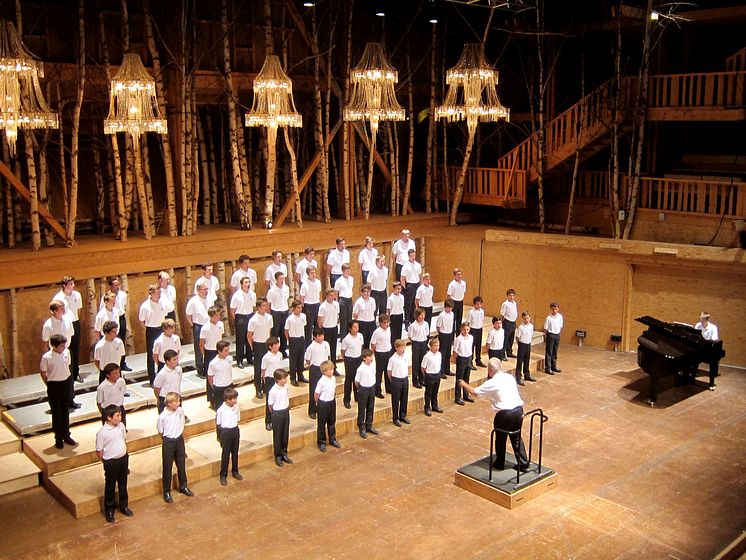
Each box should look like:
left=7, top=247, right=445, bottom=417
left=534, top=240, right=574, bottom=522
left=179, top=487, right=194, bottom=497
left=309, top=412, right=317, bottom=420
left=196, top=373, right=207, bottom=379
left=440, top=374, right=448, bottom=380
left=265, top=423, right=272, bottom=431
left=359, top=429, right=368, bottom=438
left=367, top=426, right=379, bottom=435
left=446, top=371, right=456, bottom=376
left=74, top=375, right=83, bottom=383
left=424, top=408, right=432, bottom=416
left=119, top=506, right=133, bottom=517
left=298, top=375, right=309, bottom=383
left=275, top=457, right=284, bottom=467
left=553, top=368, right=562, bottom=373
left=519, top=464, right=531, bottom=473
left=164, top=492, right=173, bottom=503
left=344, top=402, right=352, bottom=409
left=463, top=395, right=475, bottom=403
left=291, top=380, right=298, bottom=387
left=375, top=393, right=385, bottom=399
left=55, top=440, right=64, bottom=449
left=506, top=353, right=516, bottom=359
left=237, top=363, right=244, bottom=369
left=318, top=444, right=327, bottom=452
left=413, top=383, right=422, bottom=389
left=232, top=472, right=244, bottom=480
left=105, top=511, right=115, bottom=523
left=433, top=406, right=444, bottom=413
left=219, top=476, right=227, bottom=486
left=517, top=380, right=525, bottom=386
left=393, top=419, right=402, bottom=427
left=546, top=370, right=555, bottom=375
left=492, top=462, right=505, bottom=470
left=525, top=376, right=537, bottom=382
left=64, top=436, right=77, bottom=446
left=400, top=417, right=411, bottom=425
left=123, top=391, right=131, bottom=397
left=281, top=455, right=293, bottom=464
left=71, top=402, right=82, bottom=409
left=333, top=370, right=341, bottom=377
left=455, top=399, right=465, bottom=406
left=256, top=391, right=264, bottom=399
left=329, top=439, right=342, bottom=448
left=476, top=361, right=486, bottom=368
left=121, top=364, right=133, bottom=371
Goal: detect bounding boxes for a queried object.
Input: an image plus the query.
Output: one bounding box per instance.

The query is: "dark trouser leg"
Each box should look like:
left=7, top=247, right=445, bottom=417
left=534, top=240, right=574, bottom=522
left=360, top=321, right=375, bottom=349
left=489, top=348, right=506, bottom=362
left=452, top=301, right=463, bottom=333
left=173, top=436, right=187, bottom=490
left=234, top=314, right=249, bottom=365
left=361, top=270, right=369, bottom=284
left=317, top=400, right=331, bottom=444
left=203, top=349, right=218, bottom=402
left=356, top=386, right=372, bottom=428
left=516, top=342, right=531, bottom=378
left=323, top=327, right=338, bottom=365
left=212, top=385, right=230, bottom=411
left=303, top=303, right=319, bottom=346
left=343, top=356, right=361, bottom=405
left=230, top=427, right=240, bottom=473
left=424, top=373, right=438, bottom=409
left=371, top=291, right=387, bottom=318
left=455, top=356, right=469, bottom=400
left=545, top=333, right=559, bottom=371
left=145, top=326, right=160, bottom=385
left=339, top=297, right=353, bottom=333
left=192, top=323, right=204, bottom=373
left=472, top=328, right=483, bottom=364
left=103, top=457, right=118, bottom=514
left=264, top=377, right=275, bottom=426
left=162, top=437, right=176, bottom=492
left=219, top=426, right=239, bottom=477
left=503, top=320, right=516, bottom=356
left=271, top=311, right=289, bottom=355
left=271, top=409, right=289, bottom=457
left=117, top=454, right=129, bottom=507
left=70, top=320, right=81, bottom=378
left=422, top=306, right=433, bottom=326
left=395, top=263, right=403, bottom=282
left=389, top=314, right=404, bottom=347
left=391, top=377, right=408, bottom=419
left=330, top=274, right=341, bottom=290
left=411, top=341, right=426, bottom=386
left=375, top=351, right=392, bottom=395
left=47, top=380, right=70, bottom=444
left=118, top=315, right=128, bottom=368
left=308, top=366, right=322, bottom=416
left=67, top=374, right=76, bottom=408
left=439, top=333, right=453, bottom=375
left=252, top=342, right=267, bottom=393
left=404, top=283, right=420, bottom=324
left=288, top=337, right=305, bottom=382
left=494, top=407, right=528, bottom=468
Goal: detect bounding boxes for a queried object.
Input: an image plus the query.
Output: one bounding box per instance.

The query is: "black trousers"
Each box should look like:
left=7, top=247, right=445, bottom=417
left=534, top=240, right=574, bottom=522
left=218, top=426, right=240, bottom=477
left=395, top=263, right=404, bottom=282
left=503, top=319, right=516, bottom=356
left=371, top=290, right=387, bottom=318
left=404, top=282, right=420, bottom=324
left=212, top=384, right=232, bottom=411
left=545, top=332, right=560, bottom=371
left=317, top=399, right=336, bottom=445
left=361, top=270, right=369, bottom=285
left=452, top=301, right=464, bottom=333
left=438, top=332, right=453, bottom=376
left=303, top=303, right=320, bottom=346
left=100, top=405, right=126, bottom=426
left=118, top=315, right=128, bottom=368
left=515, top=341, right=532, bottom=379
left=157, top=395, right=167, bottom=414
left=339, top=297, right=353, bottom=334
left=234, top=313, right=253, bottom=365
left=421, top=306, right=433, bottom=326
left=471, top=327, right=483, bottom=363
left=455, top=356, right=471, bottom=400
left=389, top=314, right=404, bottom=347
left=271, top=310, right=289, bottom=354
left=308, top=365, right=322, bottom=416
left=47, top=379, right=70, bottom=444
left=70, top=320, right=81, bottom=378
left=359, top=320, right=376, bottom=349
left=323, top=327, right=339, bottom=368
left=264, top=376, right=275, bottom=426
left=161, top=436, right=187, bottom=492
left=390, top=377, right=409, bottom=420
left=424, top=373, right=440, bottom=410
left=411, top=340, right=428, bottom=386
left=192, top=322, right=205, bottom=373
left=103, top=453, right=129, bottom=514
left=493, top=406, right=529, bottom=469
left=489, top=348, right=506, bottom=361
left=204, top=349, right=218, bottom=402
left=357, top=386, right=375, bottom=429
left=271, top=409, right=290, bottom=457
left=145, top=326, right=161, bottom=385
left=375, top=350, right=393, bottom=395
left=330, top=273, right=341, bottom=290
left=288, top=337, right=305, bottom=382
left=343, top=356, right=362, bottom=405
left=252, top=341, right=267, bottom=393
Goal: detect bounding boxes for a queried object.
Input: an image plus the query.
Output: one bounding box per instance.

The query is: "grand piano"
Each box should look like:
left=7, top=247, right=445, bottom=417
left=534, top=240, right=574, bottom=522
left=636, top=316, right=726, bottom=406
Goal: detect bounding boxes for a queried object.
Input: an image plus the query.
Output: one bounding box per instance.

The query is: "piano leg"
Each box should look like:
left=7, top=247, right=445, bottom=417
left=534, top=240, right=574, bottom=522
left=708, top=361, right=718, bottom=391
left=649, top=376, right=658, bottom=407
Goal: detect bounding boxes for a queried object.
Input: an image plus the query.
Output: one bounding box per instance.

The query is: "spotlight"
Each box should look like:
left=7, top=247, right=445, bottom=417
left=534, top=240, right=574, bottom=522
left=375, top=11, right=385, bottom=16
left=266, top=219, right=274, bottom=229
left=303, top=1, right=314, bottom=5
left=650, top=10, right=659, bottom=20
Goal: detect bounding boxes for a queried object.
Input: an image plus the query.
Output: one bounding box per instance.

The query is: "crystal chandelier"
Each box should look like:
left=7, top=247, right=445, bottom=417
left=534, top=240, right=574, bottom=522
left=0, top=20, right=58, bottom=156
left=104, top=52, right=167, bottom=145
left=436, top=43, right=509, bottom=133
left=245, top=54, right=302, bottom=225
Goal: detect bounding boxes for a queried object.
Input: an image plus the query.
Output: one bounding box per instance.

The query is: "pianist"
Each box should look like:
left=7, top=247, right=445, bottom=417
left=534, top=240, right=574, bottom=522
left=694, top=313, right=719, bottom=341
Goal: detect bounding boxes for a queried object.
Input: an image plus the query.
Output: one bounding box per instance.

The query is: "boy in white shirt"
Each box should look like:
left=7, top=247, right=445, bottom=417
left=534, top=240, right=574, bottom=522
left=216, top=388, right=243, bottom=486
left=264, top=250, right=288, bottom=293
left=95, top=292, right=120, bottom=340
left=318, top=289, right=340, bottom=374
left=186, top=282, right=210, bottom=374
left=415, top=273, right=435, bottom=325
left=446, top=268, right=467, bottom=333
left=94, top=321, right=126, bottom=383
left=54, top=276, right=83, bottom=382
left=358, top=236, right=378, bottom=284
left=285, top=300, right=307, bottom=386
left=408, top=308, right=430, bottom=389
left=354, top=349, right=378, bottom=438
left=315, top=360, right=341, bottom=452
left=453, top=322, right=475, bottom=405
left=139, top=284, right=165, bottom=386
left=400, top=249, right=422, bottom=326
left=153, top=350, right=183, bottom=413
left=295, top=246, right=317, bottom=289
left=500, top=288, right=518, bottom=358
left=157, top=271, right=177, bottom=321
left=468, top=296, right=486, bottom=368
left=40, top=334, right=76, bottom=448
left=392, top=228, right=415, bottom=281
left=341, top=320, right=364, bottom=409
left=103, top=275, right=131, bottom=371
left=200, top=306, right=225, bottom=402
left=300, top=266, right=322, bottom=346
left=326, top=237, right=350, bottom=289
left=267, top=272, right=290, bottom=357
left=387, top=339, right=411, bottom=426
left=208, top=341, right=234, bottom=410
left=695, top=312, right=719, bottom=341
left=368, top=255, right=388, bottom=318
left=157, top=392, right=194, bottom=503
left=229, top=276, right=256, bottom=368
left=268, top=369, right=293, bottom=467
left=334, top=263, right=355, bottom=339
left=153, top=319, right=180, bottom=372
left=96, top=363, right=127, bottom=425
left=486, top=316, right=506, bottom=361
left=41, top=300, right=79, bottom=410
left=248, top=298, right=274, bottom=399
left=305, top=328, right=331, bottom=418
left=421, top=338, right=444, bottom=416
left=371, top=314, right=393, bottom=399
left=261, top=337, right=284, bottom=431
left=96, top=405, right=131, bottom=523
left=353, top=284, right=377, bottom=349
left=194, top=263, right=219, bottom=305
left=544, top=302, right=564, bottom=375
left=514, top=311, right=536, bottom=385
left=230, top=254, right=258, bottom=295
left=386, top=282, right=405, bottom=346
left=436, top=299, right=456, bottom=379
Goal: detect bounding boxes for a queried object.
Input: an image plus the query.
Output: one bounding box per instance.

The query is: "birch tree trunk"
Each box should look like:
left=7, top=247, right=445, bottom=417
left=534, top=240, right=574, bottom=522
left=133, top=141, right=152, bottom=239
left=10, top=288, right=18, bottom=376
left=197, top=111, right=211, bottom=225
left=386, top=123, right=398, bottom=216
left=141, top=139, right=156, bottom=232
left=264, top=126, right=278, bottom=225
left=190, top=89, right=200, bottom=234
left=565, top=48, right=585, bottom=235
left=449, top=127, right=475, bottom=226
left=86, top=279, right=97, bottom=359
left=37, top=130, right=55, bottom=246
left=425, top=24, right=436, bottom=213
left=103, top=144, right=117, bottom=233
left=363, top=128, right=376, bottom=219
left=57, top=96, right=68, bottom=224
left=93, top=138, right=106, bottom=234
left=3, top=139, right=15, bottom=248
left=535, top=0, right=546, bottom=233
left=283, top=127, right=303, bottom=227
left=67, top=0, right=85, bottom=244
left=403, top=52, right=414, bottom=215
left=311, top=8, right=329, bottom=222
left=123, top=136, right=135, bottom=225
left=205, top=109, right=220, bottom=222
left=235, top=114, right=252, bottom=224
left=609, top=4, right=623, bottom=239
left=24, top=132, right=41, bottom=250
left=341, top=0, right=354, bottom=219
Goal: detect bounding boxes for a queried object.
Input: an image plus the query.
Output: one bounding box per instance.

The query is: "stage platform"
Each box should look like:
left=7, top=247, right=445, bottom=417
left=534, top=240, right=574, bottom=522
left=455, top=454, right=559, bottom=510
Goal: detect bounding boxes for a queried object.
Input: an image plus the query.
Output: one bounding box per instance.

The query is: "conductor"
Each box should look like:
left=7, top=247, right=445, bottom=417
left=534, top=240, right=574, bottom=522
left=460, top=358, right=530, bottom=472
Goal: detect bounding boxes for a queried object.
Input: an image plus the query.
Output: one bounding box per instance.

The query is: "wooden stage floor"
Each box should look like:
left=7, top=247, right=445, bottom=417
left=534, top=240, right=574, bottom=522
left=2, top=345, right=745, bottom=559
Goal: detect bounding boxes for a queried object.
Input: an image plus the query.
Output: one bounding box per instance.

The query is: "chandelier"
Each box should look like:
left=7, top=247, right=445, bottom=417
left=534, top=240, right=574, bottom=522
left=104, top=52, right=166, bottom=145
left=245, top=54, right=302, bottom=225
left=0, top=20, right=58, bottom=156
left=436, top=43, right=509, bottom=133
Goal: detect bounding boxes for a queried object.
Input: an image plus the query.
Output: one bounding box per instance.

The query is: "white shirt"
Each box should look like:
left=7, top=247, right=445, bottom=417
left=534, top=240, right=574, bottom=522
left=392, top=238, right=415, bottom=266
left=230, top=289, right=257, bottom=315
left=41, top=316, right=74, bottom=348
left=341, top=333, right=364, bottom=358
left=500, top=300, right=518, bottom=322
left=447, top=280, right=466, bottom=302
left=159, top=284, right=177, bottom=315
left=94, top=337, right=125, bottom=367
left=216, top=402, right=240, bottom=428
left=40, top=349, right=71, bottom=382
left=387, top=293, right=405, bottom=315
left=315, top=375, right=337, bottom=401
left=267, top=284, right=290, bottom=312
left=305, top=341, right=331, bottom=366
left=300, top=279, right=322, bottom=304
left=208, top=355, right=234, bottom=386
left=318, top=300, right=340, bottom=328
left=544, top=313, right=564, bottom=335
left=158, top=407, right=186, bottom=439
left=194, top=275, right=220, bottom=305
left=387, top=352, right=409, bottom=378
left=371, top=327, right=392, bottom=353
left=453, top=334, right=474, bottom=357
left=100, top=290, right=127, bottom=317
left=355, top=362, right=376, bottom=387
left=95, top=307, right=120, bottom=333
left=261, top=351, right=284, bottom=378
left=54, top=289, right=82, bottom=322
left=436, top=311, right=455, bottom=334
left=96, top=377, right=126, bottom=407
left=401, top=261, right=422, bottom=284
left=326, top=248, right=350, bottom=274
left=486, top=328, right=505, bottom=350
left=295, top=258, right=317, bottom=285
left=96, top=422, right=127, bottom=460
left=186, top=295, right=210, bottom=325
left=231, top=267, right=258, bottom=291
left=421, top=351, right=442, bottom=374
left=153, top=366, right=183, bottom=395
left=153, top=333, right=181, bottom=358
left=334, top=275, right=354, bottom=299
left=200, top=321, right=225, bottom=350
left=408, top=320, right=430, bottom=342
left=468, top=308, right=485, bottom=330
left=516, top=322, right=534, bottom=344
left=285, top=313, right=307, bottom=338
left=139, top=298, right=166, bottom=328
left=265, top=262, right=288, bottom=288
left=415, top=284, right=434, bottom=307
left=367, top=266, right=388, bottom=291
left=358, top=247, right=378, bottom=272
left=268, top=383, right=290, bottom=410
left=695, top=321, right=719, bottom=341
left=248, top=313, right=273, bottom=343
left=353, top=297, right=376, bottom=322
left=475, top=372, right=524, bottom=411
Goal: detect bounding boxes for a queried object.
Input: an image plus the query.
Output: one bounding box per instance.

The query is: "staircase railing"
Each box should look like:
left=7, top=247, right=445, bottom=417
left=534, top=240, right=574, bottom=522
left=649, top=71, right=746, bottom=109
